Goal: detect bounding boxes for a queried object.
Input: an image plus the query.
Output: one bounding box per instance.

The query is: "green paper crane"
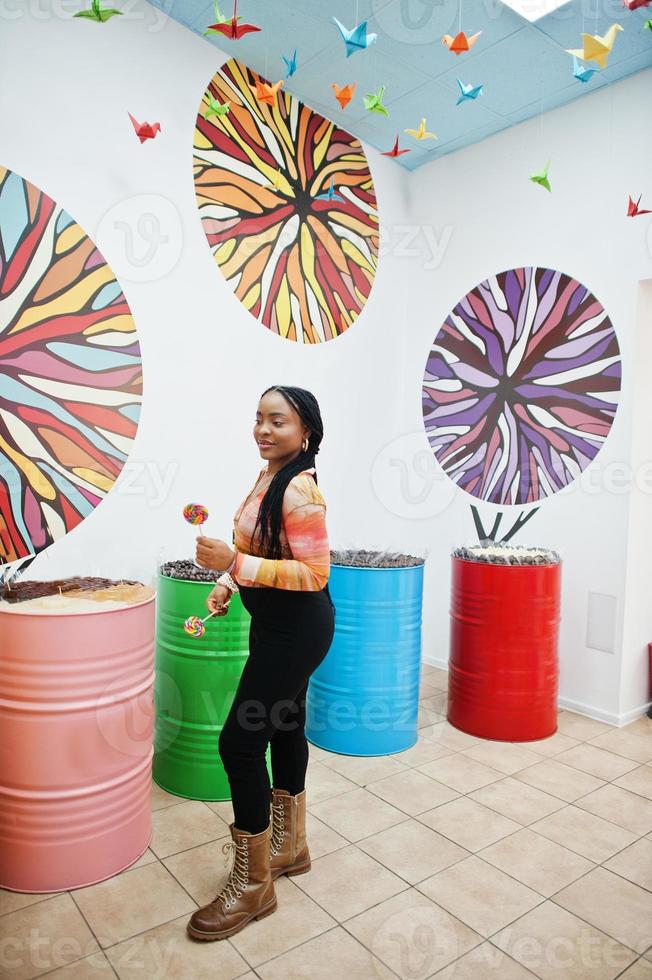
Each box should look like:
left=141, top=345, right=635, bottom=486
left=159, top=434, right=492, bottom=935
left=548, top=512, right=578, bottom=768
left=203, top=0, right=238, bottom=35
left=529, top=159, right=551, bottom=192
left=205, top=96, right=231, bottom=119
left=363, top=85, right=389, bottom=117
left=74, top=0, right=122, bottom=21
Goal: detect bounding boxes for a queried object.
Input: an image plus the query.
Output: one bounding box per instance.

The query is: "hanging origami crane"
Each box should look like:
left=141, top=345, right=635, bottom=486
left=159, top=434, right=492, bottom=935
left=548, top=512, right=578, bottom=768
left=363, top=85, right=389, bottom=116
left=331, top=83, right=357, bottom=109
left=332, top=17, right=377, bottom=56
left=315, top=177, right=345, bottom=202
left=404, top=117, right=437, bottom=140
left=645, top=17, right=652, bottom=28
left=456, top=79, right=484, bottom=104
left=204, top=95, right=231, bottom=118
left=627, top=194, right=651, bottom=216
left=203, top=0, right=233, bottom=34
left=74, top=0, right=122, bottom=20
left=382, top=136, right=411, bottom=157
left=282, top=49, right=298, bottom=78
left=442, top=30, right=482, bottom=54
left=572, top=55, right=599, bottom=82
left=622, top=0, right=650, bottom=10
left=529, top=160, right=551, bottom=192
left=207, top=0, right=260, bottom=39
left=565, top=24, right=623, bottom=68
left=128, top=112, right=161, bottom=143
left=250, top=79, right=284, bottom=105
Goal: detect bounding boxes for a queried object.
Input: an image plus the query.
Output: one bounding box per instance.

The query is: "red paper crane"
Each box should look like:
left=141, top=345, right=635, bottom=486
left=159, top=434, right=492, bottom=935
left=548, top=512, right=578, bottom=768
left=128, top=112, right=161, bottom=143
left=622, top=0, right=650, bottom=10
left=207, top=0, right=260, bottom=39
left=627, top=194, right=651, bottom=216
left=382, top=135, right=411, bottom=157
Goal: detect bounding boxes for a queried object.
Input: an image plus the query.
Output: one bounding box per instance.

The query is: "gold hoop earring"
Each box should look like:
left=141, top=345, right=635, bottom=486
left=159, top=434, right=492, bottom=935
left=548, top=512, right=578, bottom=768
left=302, top=438, right=308, bottom=452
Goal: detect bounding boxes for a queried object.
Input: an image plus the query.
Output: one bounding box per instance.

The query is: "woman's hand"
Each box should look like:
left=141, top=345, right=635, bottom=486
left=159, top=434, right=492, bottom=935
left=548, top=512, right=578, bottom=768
left=195, top=537, right=235, bottom=571
left=207, top=584, right=231, bottom=616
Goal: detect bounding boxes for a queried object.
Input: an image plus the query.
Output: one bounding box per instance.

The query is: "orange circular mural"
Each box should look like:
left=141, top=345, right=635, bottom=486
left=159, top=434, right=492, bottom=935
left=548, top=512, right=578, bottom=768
left=193, top=59, right=379, bottom=343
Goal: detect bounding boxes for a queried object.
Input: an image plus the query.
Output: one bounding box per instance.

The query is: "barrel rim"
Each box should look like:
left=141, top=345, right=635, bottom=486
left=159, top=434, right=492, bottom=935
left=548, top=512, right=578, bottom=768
left=0, top=593, right=156, bottom=618
left=451, top=554, right=562, bottom=568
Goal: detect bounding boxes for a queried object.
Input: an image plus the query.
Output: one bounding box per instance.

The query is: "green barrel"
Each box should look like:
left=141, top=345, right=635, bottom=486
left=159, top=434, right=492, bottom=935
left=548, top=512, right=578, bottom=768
left=153, top=571, right=272, bottom=800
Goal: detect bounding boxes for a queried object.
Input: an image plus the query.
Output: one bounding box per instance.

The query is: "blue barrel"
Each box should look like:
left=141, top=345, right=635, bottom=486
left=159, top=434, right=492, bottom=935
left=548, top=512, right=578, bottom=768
left=306, top=562, right=424, bottom=755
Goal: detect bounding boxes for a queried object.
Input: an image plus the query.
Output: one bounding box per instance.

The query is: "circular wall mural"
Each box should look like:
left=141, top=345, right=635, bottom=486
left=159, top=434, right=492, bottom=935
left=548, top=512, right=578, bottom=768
left=422, top=266, right=621, bottom=505
left=193, top=58, right=379, bottom=343
left=0, top=166, right=142, bottom=565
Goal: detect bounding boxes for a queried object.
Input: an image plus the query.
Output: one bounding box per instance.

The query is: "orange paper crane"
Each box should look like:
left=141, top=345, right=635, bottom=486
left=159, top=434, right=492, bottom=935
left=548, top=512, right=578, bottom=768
left=331, top=82, right=356, bottom=109
left=127, top=112, right=161, bottom=143
left=627, top=194, right=651, bottom=216
left=250, top=79, right=284, bottom=105
left=442, top=30, right=482, bottom=54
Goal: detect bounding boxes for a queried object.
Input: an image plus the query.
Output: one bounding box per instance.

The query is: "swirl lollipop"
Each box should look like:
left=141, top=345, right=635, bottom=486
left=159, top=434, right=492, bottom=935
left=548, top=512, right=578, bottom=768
left=183, top=611, right=217, bottom=638
left=183, top=503, right=209, bottom=533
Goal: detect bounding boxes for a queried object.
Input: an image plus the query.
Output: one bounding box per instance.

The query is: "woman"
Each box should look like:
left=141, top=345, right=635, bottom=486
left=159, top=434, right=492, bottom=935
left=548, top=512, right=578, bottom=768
left=186, top=385, right=335, bottom=942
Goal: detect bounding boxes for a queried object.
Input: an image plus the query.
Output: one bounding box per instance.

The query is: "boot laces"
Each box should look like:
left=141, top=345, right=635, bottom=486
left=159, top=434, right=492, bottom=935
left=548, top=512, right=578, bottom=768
left=213, top=836, right=249, bottom=909
left=270, top=799, right=286, bottom=855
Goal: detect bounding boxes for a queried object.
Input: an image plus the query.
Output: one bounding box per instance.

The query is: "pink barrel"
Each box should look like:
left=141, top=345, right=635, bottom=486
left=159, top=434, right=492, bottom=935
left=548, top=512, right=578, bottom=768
left=0, top=597, right=155, bottom=892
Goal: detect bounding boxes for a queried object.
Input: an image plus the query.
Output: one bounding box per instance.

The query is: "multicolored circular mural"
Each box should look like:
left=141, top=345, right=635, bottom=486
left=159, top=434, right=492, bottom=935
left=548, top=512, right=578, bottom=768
left=0, top=166, right=142, bottom=564
left=193, top=59, right=379, bottom=343
left=422, top=266, right=621, bottom=506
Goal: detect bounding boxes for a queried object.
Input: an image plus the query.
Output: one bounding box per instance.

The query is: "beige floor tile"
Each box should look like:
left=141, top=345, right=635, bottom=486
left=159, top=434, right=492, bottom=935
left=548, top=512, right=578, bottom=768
left=304, top=760, right=359, bottom=803
left=205, top=799, right=234, bottom=825
left=469, top=777, right=566, bottom=826
left=420, top=680, right=447, bottom=698
left=417, top=797, right=522, bottom=852
left=150, top=779, right=188, bottom=812
left=256, top=925, right=396, bottom=979
left=552, top=743, right=640, bottom=781
left=228, top=876, right=336, bottom=967
left=40, top=951, right=115, bottom=979
left=304, top=811, right=350, bottom=859
left=419, top=721, right=483, bottom=751
left=0, top=894, right=99, bottom=980
left=622, top=716, right=652, bottom=739
left=478, top=827, right=594, bottom=897
left=417, top=754, right=504, bottom=794
left=356, top=817, right=469, bottom=883
left=575, top=784, right=652, bottom=835
left=604, top=837, right=652, bottom=892
left=0, top=889, right=57, bottom=917
left=530, top=805, right=637, bottom=863
left=613, top=766, right=652, bottom=801
left=514, top=759, right=605, bottom=802
left=367, top=767, right=462, bottom=815
left=306, top=741, right=341, bottom=764
left=492, top=900, right=637, bottom=978
left=525, top=731, right=582, bottom=757
left=556, top=711, right=615, bottom=741
left=161, top=836, right=236, bottom=906
left=309, top=750, right=409, bottom=786
left=420, top=691, right=448, bottom=712
left=588, top=729, right=652, bottom=764
left=416, top=855, right=542, bottom=938
left=343, top=887, right=482, bottom=978
left=288, top=844, right=407, bottom=922
left=150, top=799, right=228, bottom=858
left=388, top=735, right=457, bottom=769
left=308, top=786, right=410, bottom=842
left=127, top=848, right=158, bottom=871
left=459, top=742, right=543, bottom=775
left=433, top=942, right=539, bottom=978
left=554, top=867, right=652, bottom=954
left=419, top=703, right=447, bottom=728
left=104, top=912, right=249, bottom=979
left=618, top=959, right=652, bottom=978
left=70, top=862, right=196, bottom=949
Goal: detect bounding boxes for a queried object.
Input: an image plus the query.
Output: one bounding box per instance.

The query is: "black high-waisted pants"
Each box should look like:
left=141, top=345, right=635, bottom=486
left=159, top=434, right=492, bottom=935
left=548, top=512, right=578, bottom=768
left=218, top=582, right=336, bottom=834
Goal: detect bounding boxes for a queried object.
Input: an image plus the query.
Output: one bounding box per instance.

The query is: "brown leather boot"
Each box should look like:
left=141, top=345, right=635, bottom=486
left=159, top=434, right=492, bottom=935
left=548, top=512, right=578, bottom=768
left=186, top=819, right=277, bottom=941
left=269, top=787, right=311, bottom=881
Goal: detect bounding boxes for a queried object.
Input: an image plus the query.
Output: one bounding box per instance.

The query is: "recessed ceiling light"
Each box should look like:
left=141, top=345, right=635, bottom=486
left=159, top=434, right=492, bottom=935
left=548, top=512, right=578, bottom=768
left=500, top=0, right=572, bottom=22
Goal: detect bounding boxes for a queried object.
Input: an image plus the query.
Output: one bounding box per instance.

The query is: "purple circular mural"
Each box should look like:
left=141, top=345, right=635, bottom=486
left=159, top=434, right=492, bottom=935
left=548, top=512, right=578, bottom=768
left=422, top=266, right=621, bottom=505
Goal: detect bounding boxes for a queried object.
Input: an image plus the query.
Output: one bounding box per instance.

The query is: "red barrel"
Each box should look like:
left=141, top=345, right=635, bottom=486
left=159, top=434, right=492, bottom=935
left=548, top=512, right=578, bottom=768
left=448, top=555, right=561, bottom=741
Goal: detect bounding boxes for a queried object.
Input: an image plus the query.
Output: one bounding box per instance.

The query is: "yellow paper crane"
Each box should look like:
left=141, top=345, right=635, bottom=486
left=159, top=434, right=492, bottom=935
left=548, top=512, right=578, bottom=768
left=565, top=23, right=623, bottom=68
left=404, top=117, right=437, bottom=140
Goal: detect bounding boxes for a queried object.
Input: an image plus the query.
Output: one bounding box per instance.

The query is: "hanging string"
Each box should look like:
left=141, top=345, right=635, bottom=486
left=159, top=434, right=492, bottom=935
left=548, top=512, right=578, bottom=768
left=459, top=0, right=462, bottom=34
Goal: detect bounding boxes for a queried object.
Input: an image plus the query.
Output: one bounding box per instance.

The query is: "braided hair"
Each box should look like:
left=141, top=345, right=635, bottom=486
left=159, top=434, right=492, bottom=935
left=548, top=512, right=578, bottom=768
left=249, top=386, right=324, bottom=560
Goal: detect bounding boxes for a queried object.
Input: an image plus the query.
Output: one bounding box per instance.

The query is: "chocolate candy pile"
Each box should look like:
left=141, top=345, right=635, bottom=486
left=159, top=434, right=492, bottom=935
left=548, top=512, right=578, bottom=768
left=0, top=576, right=139, bottom=604
left=453, top=544, right=560, bottom=565
left=160, top=559, right=223, bottom=582
left=330, top=549, right=424, bottom=568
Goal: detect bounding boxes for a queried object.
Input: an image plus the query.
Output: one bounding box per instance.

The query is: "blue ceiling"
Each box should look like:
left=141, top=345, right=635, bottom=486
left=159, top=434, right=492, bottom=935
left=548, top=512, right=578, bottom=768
left=147, top=0, right=652, bottom=169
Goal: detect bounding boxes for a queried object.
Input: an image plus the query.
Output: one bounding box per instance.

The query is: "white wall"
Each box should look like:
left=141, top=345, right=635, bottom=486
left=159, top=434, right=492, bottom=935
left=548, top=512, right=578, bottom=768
left=2, top=8, right=650, bottom=723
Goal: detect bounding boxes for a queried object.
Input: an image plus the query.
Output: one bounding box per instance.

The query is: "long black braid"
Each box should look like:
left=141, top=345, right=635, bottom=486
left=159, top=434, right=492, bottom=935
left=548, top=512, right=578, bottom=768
left=249, top=386, right=324, bottom=560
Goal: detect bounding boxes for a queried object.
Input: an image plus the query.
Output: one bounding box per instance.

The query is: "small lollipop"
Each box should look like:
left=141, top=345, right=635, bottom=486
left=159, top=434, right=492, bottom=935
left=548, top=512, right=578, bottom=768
left=183, top=611, right=217, bottom=638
